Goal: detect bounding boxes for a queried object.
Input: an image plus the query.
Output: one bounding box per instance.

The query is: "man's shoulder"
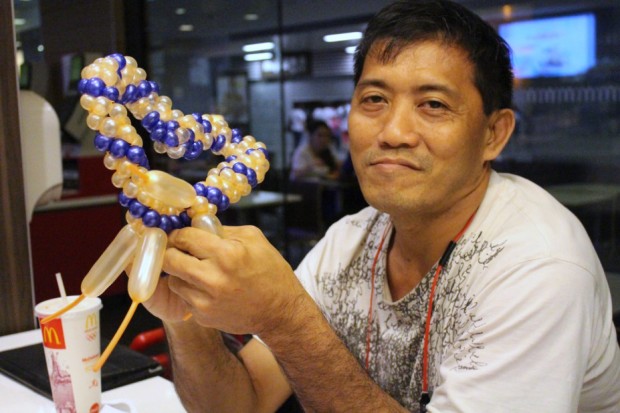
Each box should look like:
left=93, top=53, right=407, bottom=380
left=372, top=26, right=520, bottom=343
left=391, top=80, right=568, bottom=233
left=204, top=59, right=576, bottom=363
left=485, top=172, right=591, bottom=245
left=294, top=206, right=383, bottom=300
left=302, top=206, right=385, bottom=269
left=478, top=171, right=600, bottom=271
left=330, top=206, right=383, bottom=230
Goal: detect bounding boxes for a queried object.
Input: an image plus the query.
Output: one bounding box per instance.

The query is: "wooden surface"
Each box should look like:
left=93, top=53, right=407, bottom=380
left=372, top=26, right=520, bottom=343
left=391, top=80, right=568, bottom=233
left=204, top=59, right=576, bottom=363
left=0, top=0, right=36, bottom=334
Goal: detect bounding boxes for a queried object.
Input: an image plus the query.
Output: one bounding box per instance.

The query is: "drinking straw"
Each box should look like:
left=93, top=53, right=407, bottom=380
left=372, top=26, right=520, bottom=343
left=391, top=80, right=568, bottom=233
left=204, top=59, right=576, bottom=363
left=55, top=272, right=68, bottom=304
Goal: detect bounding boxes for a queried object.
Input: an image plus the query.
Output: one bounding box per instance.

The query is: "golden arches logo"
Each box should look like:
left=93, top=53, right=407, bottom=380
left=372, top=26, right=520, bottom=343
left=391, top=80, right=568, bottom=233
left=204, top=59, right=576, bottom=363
left=41, top=320, right=66, bottom=350
left=43, top=326, right=60, bottom=345
left=85, top=313, right=98, bottom=331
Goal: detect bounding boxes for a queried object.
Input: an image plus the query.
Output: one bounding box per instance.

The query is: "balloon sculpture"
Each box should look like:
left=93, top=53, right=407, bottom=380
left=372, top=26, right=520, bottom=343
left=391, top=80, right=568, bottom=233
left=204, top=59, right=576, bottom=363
left=41, top=53, right=270, bottom=371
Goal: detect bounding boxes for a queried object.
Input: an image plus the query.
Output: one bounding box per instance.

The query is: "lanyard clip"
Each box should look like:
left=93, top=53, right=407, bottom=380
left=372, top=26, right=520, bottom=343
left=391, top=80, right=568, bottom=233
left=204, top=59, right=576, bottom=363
left=419, top=391, right=431, bottom=413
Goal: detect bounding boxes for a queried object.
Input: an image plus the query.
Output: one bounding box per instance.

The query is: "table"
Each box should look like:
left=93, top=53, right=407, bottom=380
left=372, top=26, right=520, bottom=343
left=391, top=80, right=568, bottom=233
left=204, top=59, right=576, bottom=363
left=293, top=177, right=364, bottom=222
left=546, top=183, right=620, bottom=256
left=606, top=272, right=620, bottom=317
left=232, top=190, right=302, bottom=210
left=223, top=190, right=303, bottom=227
left=34, top=194, right=118, bottom=212
left=35, top=191, right=303, bottom=212
left=0, top=330, right=187, bottom=413
left=545, top=184, right=620, bottom=209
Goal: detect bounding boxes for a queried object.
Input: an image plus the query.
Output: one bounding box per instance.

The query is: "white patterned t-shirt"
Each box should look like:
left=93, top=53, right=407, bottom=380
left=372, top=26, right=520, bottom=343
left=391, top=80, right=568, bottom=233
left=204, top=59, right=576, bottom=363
left=294, top=171, right=620, bottom=412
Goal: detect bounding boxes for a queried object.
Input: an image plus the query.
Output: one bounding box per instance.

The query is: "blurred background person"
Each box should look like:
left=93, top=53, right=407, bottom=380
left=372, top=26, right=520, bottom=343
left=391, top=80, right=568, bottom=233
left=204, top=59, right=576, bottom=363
left=289, top=120, right=342, bottom=181
left=288, top=102, right=308, bottom=149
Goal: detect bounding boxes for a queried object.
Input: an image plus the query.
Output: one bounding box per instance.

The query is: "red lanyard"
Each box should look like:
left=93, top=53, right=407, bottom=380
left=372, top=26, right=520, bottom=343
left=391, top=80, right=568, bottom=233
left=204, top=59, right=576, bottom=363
left=364, top=212, right=476, bottom=408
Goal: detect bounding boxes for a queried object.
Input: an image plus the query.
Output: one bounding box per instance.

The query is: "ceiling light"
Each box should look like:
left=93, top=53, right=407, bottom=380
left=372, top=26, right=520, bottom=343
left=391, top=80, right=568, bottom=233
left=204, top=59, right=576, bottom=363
left=37, top=44, right=45, bottom=52
left=175, top=8, right=186, bottom=15
left=323, top=31, right=362, bottom=43
left=179, top=24, right=194, bottom=32
left=244, top=13, right=259, bottom=21
left=242, top=42, right=274, bottom=52
left=244, top=52, right=273, bottom=62
left=345, top=46, right=357, bottom=54
left=14, top=18, right=26, bottom=26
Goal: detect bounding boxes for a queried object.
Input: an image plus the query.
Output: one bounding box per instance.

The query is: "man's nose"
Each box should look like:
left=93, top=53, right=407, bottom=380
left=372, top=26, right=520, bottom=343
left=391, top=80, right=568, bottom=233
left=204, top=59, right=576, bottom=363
left=379, top=103, right=420, bottom=148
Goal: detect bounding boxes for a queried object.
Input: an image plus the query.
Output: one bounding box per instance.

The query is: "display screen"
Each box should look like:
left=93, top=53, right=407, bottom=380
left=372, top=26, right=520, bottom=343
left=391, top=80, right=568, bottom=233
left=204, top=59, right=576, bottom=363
left=499, top=13, right=596, bottom=79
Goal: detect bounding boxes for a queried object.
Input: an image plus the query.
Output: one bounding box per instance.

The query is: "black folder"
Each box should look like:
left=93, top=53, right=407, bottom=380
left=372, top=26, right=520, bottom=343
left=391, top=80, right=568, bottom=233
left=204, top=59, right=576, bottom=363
left=0, top=340, right=164, bottom=399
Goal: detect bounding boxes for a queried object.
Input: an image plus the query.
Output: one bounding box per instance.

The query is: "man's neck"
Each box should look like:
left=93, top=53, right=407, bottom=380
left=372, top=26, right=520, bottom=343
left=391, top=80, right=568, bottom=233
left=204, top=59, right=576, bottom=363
left=385, top=171, right=491, bottom=301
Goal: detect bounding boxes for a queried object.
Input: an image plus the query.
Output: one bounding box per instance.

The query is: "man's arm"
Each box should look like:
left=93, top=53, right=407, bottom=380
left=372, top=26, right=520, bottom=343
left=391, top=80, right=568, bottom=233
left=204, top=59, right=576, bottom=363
left=160, top=225, right=408, bottom=412
left=164, top=320, right=292, bottom=413
left=258, top=292, right=408, bottom=413
left=143, top=265, right=292, bottom=413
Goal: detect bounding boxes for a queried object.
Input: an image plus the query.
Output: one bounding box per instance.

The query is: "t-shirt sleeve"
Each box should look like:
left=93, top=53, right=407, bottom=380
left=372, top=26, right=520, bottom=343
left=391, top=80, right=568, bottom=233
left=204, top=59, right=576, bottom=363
left=293, top=207, right=378, bottom=314
left=294, top=235, right=329, bottom=309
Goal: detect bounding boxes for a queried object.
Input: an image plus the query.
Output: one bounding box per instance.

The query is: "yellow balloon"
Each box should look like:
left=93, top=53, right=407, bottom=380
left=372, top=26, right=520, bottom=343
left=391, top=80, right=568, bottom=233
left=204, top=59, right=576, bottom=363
left=128, top=228, right=167, bottom=302
left=81, top=225, right=138, bottom=297
left=142, top=170, right=195, bottom=209
left=192, top=213, right=223, bottom=236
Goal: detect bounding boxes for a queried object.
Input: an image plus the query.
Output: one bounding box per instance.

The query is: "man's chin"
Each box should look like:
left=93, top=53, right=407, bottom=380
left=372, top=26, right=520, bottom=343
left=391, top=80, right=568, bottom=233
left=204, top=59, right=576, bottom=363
left=364, top=193, right=413, bottom=214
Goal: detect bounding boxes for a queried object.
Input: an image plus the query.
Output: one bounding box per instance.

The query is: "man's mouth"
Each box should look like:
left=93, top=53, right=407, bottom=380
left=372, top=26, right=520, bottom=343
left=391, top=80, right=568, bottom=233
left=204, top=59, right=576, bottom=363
left=368, top=156, right=424, bottom=171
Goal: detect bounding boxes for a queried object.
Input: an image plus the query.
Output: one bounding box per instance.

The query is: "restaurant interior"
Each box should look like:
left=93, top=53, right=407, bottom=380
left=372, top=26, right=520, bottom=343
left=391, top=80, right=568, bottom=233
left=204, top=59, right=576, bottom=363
left=1, top=0, right=620, bottom=402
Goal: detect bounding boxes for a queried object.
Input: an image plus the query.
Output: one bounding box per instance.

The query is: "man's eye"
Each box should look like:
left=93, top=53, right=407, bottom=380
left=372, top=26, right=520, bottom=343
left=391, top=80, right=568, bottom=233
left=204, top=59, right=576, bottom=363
left=363, top=95, right=384, bottom=104
left=424, top=100, right=446, bottom=109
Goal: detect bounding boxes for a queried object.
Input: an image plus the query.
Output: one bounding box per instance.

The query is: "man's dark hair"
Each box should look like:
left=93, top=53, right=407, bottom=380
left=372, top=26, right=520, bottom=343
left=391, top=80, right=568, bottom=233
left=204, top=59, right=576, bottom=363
left=354, top=0, right=513, bottom=115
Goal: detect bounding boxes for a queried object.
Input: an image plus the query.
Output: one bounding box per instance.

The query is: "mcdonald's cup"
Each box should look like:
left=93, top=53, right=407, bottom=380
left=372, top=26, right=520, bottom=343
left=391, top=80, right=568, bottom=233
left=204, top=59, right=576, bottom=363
left=35, top=296, right=103, bottom=413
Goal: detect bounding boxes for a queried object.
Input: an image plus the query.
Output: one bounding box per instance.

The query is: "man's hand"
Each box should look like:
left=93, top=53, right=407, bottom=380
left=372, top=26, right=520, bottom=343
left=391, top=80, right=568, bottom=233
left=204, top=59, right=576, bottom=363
left=141, top=274, right=191, bottom=323
left=158, top=225, right=304, bottom=335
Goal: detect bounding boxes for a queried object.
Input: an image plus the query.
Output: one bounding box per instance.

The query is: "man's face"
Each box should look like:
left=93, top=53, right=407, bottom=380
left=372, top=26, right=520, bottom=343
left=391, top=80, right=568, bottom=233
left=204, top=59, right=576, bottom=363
left=348, top=40, right=500, bottom=218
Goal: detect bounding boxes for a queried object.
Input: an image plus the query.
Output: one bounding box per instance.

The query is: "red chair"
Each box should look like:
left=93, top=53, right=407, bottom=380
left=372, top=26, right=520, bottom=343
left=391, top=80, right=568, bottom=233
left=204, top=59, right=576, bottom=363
left=130, top=326, right=171, bottom=379
left=129, top=327, right=251, bottom=380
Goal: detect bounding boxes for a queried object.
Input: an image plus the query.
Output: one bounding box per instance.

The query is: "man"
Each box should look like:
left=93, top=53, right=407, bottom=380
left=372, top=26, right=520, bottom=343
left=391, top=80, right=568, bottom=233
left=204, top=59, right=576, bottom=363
left=146, top=1, right=620, bottom=411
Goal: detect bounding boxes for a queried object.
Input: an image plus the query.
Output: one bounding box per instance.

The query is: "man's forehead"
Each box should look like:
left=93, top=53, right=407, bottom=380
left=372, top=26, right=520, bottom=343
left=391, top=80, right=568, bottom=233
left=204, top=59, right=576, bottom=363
left=366, top=38, right=467, bottom=65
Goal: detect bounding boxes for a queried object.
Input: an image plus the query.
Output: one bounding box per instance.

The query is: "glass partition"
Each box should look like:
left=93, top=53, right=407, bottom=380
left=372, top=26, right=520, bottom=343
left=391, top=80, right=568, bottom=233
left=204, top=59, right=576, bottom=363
left=483, top=3, right=620, bottom=273
left=13, top=0, right=620, bottom=272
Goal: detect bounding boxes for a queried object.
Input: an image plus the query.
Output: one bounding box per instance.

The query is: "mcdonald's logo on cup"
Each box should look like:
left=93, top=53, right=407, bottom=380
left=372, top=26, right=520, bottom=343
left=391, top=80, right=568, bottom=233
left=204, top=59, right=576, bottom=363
left=40, top=318, right=66, bottom=350
left=84, top=312, right=98, bottom=341
left=85, top=312, right=98, bottom=332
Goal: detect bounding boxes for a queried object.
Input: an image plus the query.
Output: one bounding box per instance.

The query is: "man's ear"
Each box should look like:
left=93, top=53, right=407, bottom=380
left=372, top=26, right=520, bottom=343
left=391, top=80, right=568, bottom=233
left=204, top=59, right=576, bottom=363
left=483, top=108, right=515, bottom=161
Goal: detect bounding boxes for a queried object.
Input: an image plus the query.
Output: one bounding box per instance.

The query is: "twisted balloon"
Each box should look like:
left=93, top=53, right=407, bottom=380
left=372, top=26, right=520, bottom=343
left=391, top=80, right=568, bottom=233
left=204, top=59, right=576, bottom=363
left=41, top=53, right=270, bottom=371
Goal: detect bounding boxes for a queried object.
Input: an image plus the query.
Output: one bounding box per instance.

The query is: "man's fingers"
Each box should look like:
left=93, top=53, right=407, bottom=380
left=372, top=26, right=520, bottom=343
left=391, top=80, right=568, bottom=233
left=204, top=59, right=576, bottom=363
left=163, top=247, right=214, bottom=286
left=162, top=247, right=198, bottom=278
left=167, top=275, right=206, bottom=303
left=168, top=227, right=221, bottom=259
left=142, top=276, right=190, bottom=322
left=220, top=224, right=268, bottom=242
